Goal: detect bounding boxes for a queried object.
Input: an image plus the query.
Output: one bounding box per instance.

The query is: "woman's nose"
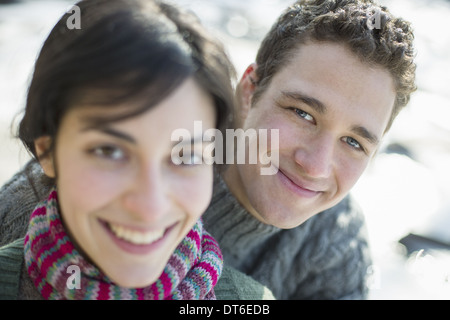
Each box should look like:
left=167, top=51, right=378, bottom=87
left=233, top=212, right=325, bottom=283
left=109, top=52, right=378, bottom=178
left=122, top=164, right=170, bottom=223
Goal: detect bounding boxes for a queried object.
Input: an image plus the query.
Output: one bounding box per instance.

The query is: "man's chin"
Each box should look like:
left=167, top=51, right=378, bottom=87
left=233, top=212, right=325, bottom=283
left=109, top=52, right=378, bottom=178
left=253, top=206, right=316, bottom=229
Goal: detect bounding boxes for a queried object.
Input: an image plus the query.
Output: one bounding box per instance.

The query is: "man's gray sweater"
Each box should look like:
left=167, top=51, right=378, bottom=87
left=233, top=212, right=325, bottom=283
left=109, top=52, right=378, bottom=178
left=203, top=175, right=372, bottom=299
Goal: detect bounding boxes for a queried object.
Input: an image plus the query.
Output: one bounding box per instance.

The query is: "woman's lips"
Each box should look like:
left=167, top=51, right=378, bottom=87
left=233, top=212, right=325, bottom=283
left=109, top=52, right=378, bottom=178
left=109, top=223, right=165, bottom=245
left=277, top=169, right=321, bottom=198
left=100, top=219, right=177, bottom=255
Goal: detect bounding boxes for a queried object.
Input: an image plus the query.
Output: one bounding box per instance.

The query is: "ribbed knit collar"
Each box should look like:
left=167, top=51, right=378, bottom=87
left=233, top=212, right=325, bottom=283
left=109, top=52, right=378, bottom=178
left=202, top=175, right=281, bottom=270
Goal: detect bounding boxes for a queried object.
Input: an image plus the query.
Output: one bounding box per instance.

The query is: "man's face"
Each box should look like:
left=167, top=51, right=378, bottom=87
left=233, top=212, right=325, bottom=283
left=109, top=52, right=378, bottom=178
left=227, top=41, right=396, bottom=229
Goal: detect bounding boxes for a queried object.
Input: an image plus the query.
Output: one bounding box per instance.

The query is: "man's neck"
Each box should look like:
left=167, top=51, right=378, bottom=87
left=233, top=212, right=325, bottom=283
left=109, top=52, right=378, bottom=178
left=222, top=164, right=269, bottom=225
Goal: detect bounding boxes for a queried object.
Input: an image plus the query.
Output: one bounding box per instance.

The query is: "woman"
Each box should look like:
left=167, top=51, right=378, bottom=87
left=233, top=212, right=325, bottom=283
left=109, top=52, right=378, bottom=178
left=0, top=0, right=273, bottom=300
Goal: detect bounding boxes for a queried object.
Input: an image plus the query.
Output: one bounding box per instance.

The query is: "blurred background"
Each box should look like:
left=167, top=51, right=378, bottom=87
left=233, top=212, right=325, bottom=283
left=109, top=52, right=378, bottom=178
left=0, top=0, right=449, bottom=299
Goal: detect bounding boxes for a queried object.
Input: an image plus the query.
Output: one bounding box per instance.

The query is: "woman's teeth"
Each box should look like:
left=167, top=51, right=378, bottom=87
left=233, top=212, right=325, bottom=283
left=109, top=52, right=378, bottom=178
left=109, top=223, right=165, bottom=245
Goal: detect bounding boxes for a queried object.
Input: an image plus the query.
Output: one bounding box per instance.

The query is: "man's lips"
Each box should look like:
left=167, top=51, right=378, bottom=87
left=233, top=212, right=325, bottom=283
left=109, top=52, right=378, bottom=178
left=277, top=169, right=322, bottom=198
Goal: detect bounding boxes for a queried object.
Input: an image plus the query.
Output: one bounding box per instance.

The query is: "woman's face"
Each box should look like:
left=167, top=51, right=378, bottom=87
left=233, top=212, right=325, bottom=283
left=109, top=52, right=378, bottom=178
left=40, top=78, right=216, bottom=288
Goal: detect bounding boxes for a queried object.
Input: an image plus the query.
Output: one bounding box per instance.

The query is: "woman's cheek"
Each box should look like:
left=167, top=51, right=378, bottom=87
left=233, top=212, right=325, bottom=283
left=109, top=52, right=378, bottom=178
left=172, top=168, right=214, bottom=219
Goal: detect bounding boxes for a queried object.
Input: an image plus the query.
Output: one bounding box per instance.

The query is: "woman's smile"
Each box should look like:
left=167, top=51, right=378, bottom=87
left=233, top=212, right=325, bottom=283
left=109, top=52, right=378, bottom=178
left=100, top=218, right=178, bottom=255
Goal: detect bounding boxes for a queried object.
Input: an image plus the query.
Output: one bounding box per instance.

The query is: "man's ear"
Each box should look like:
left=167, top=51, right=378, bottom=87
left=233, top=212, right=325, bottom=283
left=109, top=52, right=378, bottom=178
left=236, top=63, right=258, bottom=125
left=34, top=136, right=56, bottom=178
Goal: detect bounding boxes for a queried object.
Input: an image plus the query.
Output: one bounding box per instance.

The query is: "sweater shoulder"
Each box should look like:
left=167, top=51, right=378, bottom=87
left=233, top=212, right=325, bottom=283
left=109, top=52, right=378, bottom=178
left=0, top=161, right=51, bottom=247
left=215, top=265, right=275, bottom=300
left=285, top=195, right=372, bottom=299
left=306, top=194, right=368, bottom=245
left=298, top=195, right=370, bottom=266
left=0, top=238, right=25, bottom=299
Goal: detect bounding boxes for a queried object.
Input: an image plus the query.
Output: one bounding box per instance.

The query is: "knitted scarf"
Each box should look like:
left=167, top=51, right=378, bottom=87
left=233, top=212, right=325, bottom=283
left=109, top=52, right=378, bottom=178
left=23, top=188, right=223, bottom=300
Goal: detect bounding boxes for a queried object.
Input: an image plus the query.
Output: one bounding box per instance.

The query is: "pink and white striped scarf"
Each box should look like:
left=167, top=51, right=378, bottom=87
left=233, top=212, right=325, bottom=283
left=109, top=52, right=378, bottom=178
left=24, top=188, right=223, bottom=300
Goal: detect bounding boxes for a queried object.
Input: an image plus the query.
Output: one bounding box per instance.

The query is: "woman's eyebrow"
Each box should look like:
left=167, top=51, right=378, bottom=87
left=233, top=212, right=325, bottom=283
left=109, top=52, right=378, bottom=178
left=82, top=125, right=137, bottom=144
left=171, top=135, right=205, bottom=148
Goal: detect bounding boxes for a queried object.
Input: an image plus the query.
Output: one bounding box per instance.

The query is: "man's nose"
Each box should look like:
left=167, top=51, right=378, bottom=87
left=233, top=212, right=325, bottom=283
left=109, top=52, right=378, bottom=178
left=294, top=133, right=334, bottom=179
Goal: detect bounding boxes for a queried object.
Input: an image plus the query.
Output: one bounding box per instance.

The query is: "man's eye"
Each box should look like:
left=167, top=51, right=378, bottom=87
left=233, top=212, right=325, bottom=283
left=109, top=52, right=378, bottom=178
left=293, top=108, right=315, bottom=123
left=90, top=145, right=126, bottom=160
left=343, top=137, right=363, bottom=151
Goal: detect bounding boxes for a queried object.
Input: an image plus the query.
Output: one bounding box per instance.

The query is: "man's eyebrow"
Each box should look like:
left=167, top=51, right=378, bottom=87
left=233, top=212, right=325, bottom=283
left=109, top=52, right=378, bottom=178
left=280, top=90, right=327, bottom=114
left=351, top=125, right=379, bottom=146
left=280, top=91, right=380, bottom=145
left=280, top=91, right=379, bottom=145
left=82, top=126, right=137, bottom=144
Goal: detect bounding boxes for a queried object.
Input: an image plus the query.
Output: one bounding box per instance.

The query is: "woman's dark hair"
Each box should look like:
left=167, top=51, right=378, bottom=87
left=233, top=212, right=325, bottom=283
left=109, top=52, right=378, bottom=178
left=18, top=0, right=235, bottom=159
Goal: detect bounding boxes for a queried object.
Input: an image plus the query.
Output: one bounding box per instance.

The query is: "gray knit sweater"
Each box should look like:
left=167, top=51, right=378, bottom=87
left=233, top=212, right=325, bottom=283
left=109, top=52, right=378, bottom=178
left=0, top=162, right=51, bottom=248
left=202, top=175, right=372, bottom=300
left=0, top=161, right=372, bottom=299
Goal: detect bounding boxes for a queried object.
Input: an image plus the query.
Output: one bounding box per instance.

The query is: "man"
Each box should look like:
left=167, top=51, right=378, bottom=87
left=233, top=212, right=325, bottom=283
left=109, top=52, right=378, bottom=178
left=0, top=0, right=416, bottom=299
left=202, top=0, right=416, bottom=299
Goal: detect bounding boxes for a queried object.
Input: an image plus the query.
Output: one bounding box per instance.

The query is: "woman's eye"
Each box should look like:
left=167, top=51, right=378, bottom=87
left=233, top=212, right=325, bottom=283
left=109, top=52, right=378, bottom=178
left=183, top=152, right=203, bottom=165
left=172, top=148, right=204, bottom=166
left=293, top=108, right=315, bottom=123
left=90, top=145, right=126, bottom=161
left=189, top=153, right=203, bottom=165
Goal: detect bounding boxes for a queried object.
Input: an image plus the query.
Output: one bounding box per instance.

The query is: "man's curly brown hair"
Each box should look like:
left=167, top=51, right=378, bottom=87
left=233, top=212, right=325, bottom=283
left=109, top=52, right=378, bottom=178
left=253, top=0, right=417, bottom=132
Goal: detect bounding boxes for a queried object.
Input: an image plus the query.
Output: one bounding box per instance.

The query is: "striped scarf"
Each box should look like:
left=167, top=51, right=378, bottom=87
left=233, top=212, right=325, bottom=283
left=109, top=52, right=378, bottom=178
left=24, top=189, right=223, bottom=300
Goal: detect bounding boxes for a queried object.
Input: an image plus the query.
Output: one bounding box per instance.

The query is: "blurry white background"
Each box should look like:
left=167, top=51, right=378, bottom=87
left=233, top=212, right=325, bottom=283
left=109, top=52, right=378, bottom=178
left=0, top=0, right=449, bottom=299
